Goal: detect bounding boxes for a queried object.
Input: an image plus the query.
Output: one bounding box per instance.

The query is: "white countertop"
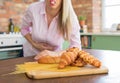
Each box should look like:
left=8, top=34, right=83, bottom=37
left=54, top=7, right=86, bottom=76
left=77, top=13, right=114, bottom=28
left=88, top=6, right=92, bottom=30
left=0, top=33, right=25, bottom=46
left=80, top=31, right=120, bottom=36
left=1, top=32, right=120, bottom=37
left=0, top=33, right=23, bottom=38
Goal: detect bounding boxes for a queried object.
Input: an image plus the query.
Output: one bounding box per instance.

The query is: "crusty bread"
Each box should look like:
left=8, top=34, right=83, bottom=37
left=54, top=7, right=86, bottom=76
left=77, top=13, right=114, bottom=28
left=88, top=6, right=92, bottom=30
left=37, top=47, right=102, bottom=69
left=38, top=55, right=60, bottom=64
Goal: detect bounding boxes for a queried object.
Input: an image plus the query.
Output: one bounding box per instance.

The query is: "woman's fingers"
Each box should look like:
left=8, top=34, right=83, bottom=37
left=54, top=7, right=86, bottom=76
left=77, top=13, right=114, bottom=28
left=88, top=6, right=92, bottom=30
left=34, top=50, right=60, bottom=60
left=34, top=54, right=42, bottom=60
left=33, top=42, right=56, bottom=51
left=34, top=50, right=48, bottom=60
left=45, top=46, right=55, bottom=51
left=43, top=43, right=56, bottom=51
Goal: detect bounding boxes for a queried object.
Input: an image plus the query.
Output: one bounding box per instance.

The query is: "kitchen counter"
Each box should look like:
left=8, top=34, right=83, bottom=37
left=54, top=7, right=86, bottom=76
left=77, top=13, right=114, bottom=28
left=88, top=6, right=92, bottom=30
left=0, top=33, right=25, bottom=60
left=0, top=33, right=25, bottom=47
left=0, top=49, right=120, bottom=83
left=81, top=31, right=120, bottom=36
left=0, top=33, right=22, bottom=38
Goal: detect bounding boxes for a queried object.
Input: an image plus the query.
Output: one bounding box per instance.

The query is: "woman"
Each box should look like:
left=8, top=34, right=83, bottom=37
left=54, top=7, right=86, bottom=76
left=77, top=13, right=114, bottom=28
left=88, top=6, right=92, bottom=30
left=21, top=0, right=81, bottom=59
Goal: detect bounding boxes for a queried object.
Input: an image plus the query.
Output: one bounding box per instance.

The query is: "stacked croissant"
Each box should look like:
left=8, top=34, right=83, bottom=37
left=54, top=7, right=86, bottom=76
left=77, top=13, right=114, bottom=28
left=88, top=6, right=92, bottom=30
left=37, top=47, right=101, bottom=69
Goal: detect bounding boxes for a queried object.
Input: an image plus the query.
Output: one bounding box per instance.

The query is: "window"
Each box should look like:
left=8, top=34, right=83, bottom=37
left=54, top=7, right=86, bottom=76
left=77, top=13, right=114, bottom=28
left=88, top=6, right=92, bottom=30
left=102, top=0, right=120, bottom=31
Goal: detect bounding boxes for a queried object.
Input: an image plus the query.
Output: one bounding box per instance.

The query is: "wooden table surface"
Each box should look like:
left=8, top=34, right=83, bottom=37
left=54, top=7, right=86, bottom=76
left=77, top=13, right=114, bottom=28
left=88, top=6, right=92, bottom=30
left=0, top=49, right=120, bottom=83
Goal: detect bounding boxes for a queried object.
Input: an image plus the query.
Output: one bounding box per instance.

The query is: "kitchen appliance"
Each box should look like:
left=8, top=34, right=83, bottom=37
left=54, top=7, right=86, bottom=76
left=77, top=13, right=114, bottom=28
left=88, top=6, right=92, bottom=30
left=0, top=34, right=24, bottom=60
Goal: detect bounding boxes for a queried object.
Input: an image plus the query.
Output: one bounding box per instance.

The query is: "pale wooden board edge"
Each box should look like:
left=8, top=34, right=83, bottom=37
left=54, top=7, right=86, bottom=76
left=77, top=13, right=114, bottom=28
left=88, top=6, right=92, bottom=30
left=26, top=66, right=108, bottom=79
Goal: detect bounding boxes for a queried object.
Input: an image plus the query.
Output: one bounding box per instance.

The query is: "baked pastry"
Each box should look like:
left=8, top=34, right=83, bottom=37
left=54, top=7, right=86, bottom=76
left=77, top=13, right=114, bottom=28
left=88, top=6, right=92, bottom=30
left=58, top=52, right=75, bottom=69
left=37, top=47, right=101, bottom=68
left=38, top=55, right=60, bottom=64
left=58, top=47, right=80, bottom=69
left=66, top=47, right=80, bottom=55
left=78, top=50, right=101, bottom=68
left=71, top=57, right=87, bottom=67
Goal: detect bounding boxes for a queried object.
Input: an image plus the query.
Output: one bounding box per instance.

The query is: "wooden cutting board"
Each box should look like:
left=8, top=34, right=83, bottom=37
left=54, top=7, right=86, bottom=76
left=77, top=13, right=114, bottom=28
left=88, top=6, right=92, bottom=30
left=26, top=64, right=108, bottom=79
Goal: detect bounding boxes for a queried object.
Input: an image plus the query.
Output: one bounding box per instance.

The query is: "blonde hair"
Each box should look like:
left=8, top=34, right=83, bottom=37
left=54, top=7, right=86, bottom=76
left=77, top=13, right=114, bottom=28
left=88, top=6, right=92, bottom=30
left=58, top=0, right=75, bottom=41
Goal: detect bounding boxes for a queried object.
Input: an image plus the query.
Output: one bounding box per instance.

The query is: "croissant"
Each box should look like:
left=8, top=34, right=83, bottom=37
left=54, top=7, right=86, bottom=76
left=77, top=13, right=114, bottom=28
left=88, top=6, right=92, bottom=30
left=37, top=55, right=60, bottom=64
left=78, top=50, right=101, bottom=68
left=37, top=47, right=102, bottom=68
left=58, top=52, right=75, bottom=69
left=58, top=47, right=80, bottom=69
left=71, top=57, right=87, bottom=67
left=66, top=47, right=80, bottom=55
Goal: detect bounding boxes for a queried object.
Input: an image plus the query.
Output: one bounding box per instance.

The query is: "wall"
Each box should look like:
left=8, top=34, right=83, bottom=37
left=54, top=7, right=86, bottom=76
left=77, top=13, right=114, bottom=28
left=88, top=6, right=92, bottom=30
left=0, top=0, right=38, bottom=33
left=0, top=0, right=102, bottom=33
left=92, top=0, right=102, bottom=32
left=72, top=0, right=102, bottom=32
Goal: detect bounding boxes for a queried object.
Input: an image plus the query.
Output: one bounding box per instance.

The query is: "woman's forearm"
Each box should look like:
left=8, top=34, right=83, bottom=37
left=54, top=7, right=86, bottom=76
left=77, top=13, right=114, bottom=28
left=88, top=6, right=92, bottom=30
left=24, top=33, right=35, bottom=46
left=24, top=33, right=55, bottom=51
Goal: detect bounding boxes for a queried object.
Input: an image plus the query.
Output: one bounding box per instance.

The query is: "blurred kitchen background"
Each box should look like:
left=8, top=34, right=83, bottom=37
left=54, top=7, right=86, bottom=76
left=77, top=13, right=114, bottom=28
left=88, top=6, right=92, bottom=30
left=0, top=0, right=120, bottom=60
left=0, top=0, right=101, bottom=33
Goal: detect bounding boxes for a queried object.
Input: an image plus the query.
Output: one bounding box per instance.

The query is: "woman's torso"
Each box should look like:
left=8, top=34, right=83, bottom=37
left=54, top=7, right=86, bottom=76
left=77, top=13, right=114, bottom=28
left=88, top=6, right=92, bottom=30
left=23, top=2, right=64, bottom=57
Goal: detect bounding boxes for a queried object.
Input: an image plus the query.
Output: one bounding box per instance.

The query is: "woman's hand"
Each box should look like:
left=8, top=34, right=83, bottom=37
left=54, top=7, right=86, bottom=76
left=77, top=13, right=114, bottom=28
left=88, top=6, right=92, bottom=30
left=32, top=41, right=56, bottom=51
left=34, top=50, right=61, bottom=60
left=24, top=33, right=56, bottom=51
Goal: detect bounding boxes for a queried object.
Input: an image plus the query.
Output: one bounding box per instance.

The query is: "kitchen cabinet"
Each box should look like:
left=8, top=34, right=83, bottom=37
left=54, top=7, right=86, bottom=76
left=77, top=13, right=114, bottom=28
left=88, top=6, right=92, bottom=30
left=61, top=32, right=120, bottom=51
left=91, top=35, right=120, bottom=50
left=81, top=35, right=91, bottom=49
left=81, top=32, right=120, bottom=51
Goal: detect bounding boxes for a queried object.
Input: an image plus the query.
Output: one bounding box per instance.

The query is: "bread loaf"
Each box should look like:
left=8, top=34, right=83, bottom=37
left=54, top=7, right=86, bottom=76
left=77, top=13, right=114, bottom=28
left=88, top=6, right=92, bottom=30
left=37, top=47, right=102, bottom=68
left=38, top=55, right=60, bottom=64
